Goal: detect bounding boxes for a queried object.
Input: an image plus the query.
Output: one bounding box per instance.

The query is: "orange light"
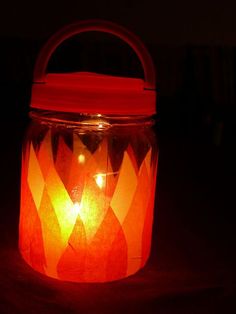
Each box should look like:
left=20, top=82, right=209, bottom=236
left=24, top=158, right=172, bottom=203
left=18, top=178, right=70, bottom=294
left=19, top=131, right=157, bottom=282
left=78, top=154, right=85, bottom=164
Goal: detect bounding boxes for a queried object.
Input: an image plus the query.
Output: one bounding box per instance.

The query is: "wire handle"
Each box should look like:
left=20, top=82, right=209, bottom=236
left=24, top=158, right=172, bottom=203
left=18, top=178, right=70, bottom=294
left=33, top=19, right=156, bottom=90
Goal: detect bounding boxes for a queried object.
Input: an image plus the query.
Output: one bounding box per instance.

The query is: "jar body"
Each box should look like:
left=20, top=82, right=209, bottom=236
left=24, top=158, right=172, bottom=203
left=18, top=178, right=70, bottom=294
left=19, top=111, right=158, bottom=282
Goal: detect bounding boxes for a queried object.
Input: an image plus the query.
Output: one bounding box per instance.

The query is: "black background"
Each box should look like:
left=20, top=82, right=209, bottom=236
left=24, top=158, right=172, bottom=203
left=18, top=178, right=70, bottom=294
left=0, top=1, right=236, bottom=313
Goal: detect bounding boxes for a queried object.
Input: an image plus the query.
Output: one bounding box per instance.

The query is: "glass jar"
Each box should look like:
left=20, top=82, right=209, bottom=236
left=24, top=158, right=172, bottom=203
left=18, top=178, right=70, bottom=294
left=19, top=20, right=158, bottom=282
left=19, top=110, right=158, bottom=282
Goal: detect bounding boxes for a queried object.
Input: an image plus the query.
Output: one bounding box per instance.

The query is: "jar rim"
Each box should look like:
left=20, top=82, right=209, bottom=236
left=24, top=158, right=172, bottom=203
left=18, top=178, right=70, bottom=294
left=29, top=109, right=156, bottom=129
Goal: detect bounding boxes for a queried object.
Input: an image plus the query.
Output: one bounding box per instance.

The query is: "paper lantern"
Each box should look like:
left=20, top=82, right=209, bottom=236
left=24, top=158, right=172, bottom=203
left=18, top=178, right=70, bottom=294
left=19, top=20, right=158, bottom=282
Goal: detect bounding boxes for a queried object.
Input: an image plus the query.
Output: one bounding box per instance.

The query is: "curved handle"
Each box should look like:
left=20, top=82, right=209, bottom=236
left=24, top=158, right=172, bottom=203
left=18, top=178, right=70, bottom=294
left=33, top=19, right=155, bottom=90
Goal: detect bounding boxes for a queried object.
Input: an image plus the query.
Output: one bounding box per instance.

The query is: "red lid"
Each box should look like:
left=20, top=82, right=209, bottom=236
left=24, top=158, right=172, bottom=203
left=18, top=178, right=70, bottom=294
left=31, top=72, right=156, bottom=115
left=30, top=20, right=156, bottom=115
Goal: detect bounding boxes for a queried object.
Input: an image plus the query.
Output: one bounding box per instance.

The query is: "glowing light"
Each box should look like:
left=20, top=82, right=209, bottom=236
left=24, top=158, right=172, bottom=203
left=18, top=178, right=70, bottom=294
left=19, top=20, right=158, bottom=283
left=78, top=154, right=85, bottom=164
left=19, top=133, right=157, bottom=282
left=94, top=173, right=105, bottom=189
left=72, top=202, right=82, bottom=216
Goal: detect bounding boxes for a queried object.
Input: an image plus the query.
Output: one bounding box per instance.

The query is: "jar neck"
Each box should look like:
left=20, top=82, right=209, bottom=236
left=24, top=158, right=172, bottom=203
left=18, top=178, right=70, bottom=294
left=29, top=109, right=155, bottom=129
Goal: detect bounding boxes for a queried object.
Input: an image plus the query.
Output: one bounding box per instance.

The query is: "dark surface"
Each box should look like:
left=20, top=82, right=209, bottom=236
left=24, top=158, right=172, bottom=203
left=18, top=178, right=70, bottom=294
left=1, top=0, right=236, bottom=45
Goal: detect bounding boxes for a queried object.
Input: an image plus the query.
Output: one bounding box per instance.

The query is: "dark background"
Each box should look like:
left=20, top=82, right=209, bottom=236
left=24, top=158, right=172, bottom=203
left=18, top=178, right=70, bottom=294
left=0, top=0, right=236, bottom=313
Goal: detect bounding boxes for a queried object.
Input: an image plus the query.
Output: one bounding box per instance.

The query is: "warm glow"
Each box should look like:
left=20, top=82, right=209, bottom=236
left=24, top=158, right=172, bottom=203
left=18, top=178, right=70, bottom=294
left=19, top=132, right=157, bottom=282
left=78, top=154, right=85, bottom=164
left=72, top=202, right=82, bottom=215
left=94, top=173, right=105, bottom=189
left=20, top=20, right=158, bottom=283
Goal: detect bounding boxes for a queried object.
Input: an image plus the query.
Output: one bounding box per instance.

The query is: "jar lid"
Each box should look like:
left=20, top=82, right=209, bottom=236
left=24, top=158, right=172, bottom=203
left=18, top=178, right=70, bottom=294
left=30, top=20, right=156, bottom=115
left=31, top=72, right=156, bottom=115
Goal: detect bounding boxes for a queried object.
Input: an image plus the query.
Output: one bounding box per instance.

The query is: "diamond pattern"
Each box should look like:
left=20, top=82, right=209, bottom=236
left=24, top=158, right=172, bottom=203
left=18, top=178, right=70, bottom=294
left=19, top=130, right=157, bottom=282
